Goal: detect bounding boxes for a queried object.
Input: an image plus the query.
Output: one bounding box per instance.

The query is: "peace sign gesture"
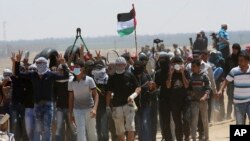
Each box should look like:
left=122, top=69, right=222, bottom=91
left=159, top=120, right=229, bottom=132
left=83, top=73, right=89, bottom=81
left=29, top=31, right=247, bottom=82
left=11, top=50, right=23, bottom=63
left=16, top=50, right=23, bottom=62
left=95, top=50, right=101, bottom=59
left=57, top=53, right=65, bottom=64
left=11, top=52, right=16, bottom=63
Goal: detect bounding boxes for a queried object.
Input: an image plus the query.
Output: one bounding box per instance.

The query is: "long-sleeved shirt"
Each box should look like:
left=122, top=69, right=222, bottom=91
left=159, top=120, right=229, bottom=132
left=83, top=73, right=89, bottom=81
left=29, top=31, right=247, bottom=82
left=189, top=72, right=210, bottom=101
left=186, top=60, right=217, bottom=94
left=15, top=62, right=69, bottom=103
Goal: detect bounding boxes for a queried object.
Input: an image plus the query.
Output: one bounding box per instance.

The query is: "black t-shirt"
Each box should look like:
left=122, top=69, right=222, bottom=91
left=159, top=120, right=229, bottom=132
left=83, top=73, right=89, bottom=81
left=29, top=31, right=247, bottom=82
left=134, top=72, right=152, bottom=108
left=54, top=80, right=69, bottom=108
left=169, top=70, right=190, bottom=97
left=23, top=78, right=34, bottom=108
left=107, top=71, right=139, bottom=107
left=155, top=69, right=170, bottom=100
left=170, top=71, right=190, bottom=89
left=10, top=76, right=25, bottom=105
left=96, top=83, right=108, bottom=108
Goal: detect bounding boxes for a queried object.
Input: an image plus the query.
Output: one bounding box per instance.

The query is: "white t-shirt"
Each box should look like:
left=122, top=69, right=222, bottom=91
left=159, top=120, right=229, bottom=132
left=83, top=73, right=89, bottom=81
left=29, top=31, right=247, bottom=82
left=68, top=76, right=96, bottom=109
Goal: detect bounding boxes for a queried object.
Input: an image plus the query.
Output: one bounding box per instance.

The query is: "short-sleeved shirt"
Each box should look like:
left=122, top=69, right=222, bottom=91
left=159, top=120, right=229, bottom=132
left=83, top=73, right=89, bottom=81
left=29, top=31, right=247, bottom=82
left=155, top=69, right=171, bottom=100
left=226, top=66, right=250, bottom=104
left=107, top=71, right=139, bottom=107
left=217, top=29, right=229, bottom=50
left=68, top=76, right=96, bottom=109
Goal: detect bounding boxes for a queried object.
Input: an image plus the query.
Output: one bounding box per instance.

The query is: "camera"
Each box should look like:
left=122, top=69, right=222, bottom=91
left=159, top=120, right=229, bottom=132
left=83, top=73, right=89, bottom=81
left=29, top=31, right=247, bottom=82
left=153, top=38, right=163, bottom=44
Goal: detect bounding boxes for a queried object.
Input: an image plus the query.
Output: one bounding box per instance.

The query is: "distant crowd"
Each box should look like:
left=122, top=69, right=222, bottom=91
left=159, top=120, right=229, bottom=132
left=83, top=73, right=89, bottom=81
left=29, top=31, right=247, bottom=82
left=1, top=24, right=250, bottom=141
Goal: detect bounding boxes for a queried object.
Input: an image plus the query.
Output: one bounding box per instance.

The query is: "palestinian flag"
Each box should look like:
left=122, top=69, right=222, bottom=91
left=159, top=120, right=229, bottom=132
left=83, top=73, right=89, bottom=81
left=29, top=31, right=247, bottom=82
left=117, top=7, right=136, bottom=37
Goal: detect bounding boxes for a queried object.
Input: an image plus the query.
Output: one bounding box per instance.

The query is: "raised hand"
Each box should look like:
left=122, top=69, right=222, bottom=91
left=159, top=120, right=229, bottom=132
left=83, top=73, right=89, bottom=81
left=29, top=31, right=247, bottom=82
left=95, top=50, right=101, bottom=59
left=16, top=50, right=23, bottom=62
left=11, top=52, right=16, bottom=63
left=58, top=54, right=65, bottom=64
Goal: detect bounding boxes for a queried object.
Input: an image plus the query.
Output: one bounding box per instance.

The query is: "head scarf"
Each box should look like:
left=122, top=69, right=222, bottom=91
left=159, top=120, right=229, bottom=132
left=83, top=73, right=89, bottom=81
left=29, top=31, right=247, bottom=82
left=35, top=57, right=49, bottom=75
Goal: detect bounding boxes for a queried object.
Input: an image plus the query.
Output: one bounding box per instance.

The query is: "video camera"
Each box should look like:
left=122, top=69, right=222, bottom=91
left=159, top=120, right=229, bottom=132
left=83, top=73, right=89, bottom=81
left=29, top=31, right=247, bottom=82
left=153, top=38, right=163, bottom=44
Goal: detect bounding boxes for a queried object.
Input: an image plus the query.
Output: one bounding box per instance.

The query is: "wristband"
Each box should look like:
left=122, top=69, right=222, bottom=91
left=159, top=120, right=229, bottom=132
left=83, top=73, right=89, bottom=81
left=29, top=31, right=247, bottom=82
left=129, top=92, right=138, bottom=99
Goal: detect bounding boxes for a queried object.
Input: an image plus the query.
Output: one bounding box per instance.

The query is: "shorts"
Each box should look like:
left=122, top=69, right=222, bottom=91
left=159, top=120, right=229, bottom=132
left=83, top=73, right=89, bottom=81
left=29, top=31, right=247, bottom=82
left=112, top=104, right=136, bottom=135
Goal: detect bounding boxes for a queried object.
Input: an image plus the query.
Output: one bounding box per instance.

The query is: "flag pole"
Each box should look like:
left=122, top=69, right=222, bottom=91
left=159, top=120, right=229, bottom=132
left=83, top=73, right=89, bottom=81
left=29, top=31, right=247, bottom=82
left=132, top=4, right=138, bottom=55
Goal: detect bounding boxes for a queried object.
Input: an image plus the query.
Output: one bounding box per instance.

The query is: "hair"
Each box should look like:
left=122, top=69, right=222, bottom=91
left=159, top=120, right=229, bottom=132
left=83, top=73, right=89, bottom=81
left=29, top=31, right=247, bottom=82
left=133, top=60, right=144, bottom=68
left=191, top=59, right=201, bottom=66
left=171, top=56, right=183, bottom=63
left=239, top=51, right=250, bottom=61
left=75, top=60, right=85, bottom=68
left=232, top=43, right=241, bottom=51
left=121, top=52, right=131, bottom=61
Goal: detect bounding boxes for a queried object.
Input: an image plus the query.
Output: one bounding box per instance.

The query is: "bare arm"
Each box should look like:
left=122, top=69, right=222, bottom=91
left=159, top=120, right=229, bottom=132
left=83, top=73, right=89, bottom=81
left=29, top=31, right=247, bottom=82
left=166, top=67, right=174, bottom=88
left=90, top=88, right=99, bottom=118
left=181, top=72, right=189, bottom=88
left=207, top=66, right=217, bottom=94
left=218, top=80, right=229, bottom=96
left=92, top=88, right=99, bottom=111
left=106, top=91, right=112, bottom=107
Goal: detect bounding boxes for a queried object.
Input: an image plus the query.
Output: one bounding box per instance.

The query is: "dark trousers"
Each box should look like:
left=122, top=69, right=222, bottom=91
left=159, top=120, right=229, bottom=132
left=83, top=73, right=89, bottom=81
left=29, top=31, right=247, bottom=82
left=219, top=46, right=230, bottom=59
left=170, top=92, right=186, bottom=141
left=96, top=106, right=109, bottom=141
left=183, top=99, right=191, bottom=140
left=159, top=99, right=172, bottom=141
left=135, top=106, right=153, bottom=141
left=10, top=103, right=28, bottom=141
left=150, top=99, right=158, bottom=141
left=227, top=82, right=234, bottom=118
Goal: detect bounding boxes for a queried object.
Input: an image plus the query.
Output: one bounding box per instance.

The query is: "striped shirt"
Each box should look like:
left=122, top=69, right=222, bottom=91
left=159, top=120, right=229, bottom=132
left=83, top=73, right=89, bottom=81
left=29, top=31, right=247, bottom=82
left=226, top=66, right=250, bottom=104
left=190, top=72, right=210, bottom=101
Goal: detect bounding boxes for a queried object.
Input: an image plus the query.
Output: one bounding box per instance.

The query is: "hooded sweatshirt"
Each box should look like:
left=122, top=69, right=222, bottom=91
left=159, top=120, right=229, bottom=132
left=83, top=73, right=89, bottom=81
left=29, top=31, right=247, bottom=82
left=224, top=44, right=241, bottom=76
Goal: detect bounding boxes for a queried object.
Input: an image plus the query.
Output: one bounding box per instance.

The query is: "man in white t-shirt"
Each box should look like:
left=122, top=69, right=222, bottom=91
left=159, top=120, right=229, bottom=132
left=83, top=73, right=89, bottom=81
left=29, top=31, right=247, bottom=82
left=68, top=60, right=99, bottom=141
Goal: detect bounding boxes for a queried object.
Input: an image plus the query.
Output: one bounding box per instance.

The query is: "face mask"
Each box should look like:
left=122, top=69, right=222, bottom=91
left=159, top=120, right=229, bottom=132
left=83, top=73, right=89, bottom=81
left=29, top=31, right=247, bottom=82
left=174, top=64, right=180, bottom=71
left=159, top=60, right=168, bottom=70
left=36, top=63, right=49, bottom=75
left=92, top=68, right=107, bottom=80
left=116, top=65, right=125, bottom=74
left=73, top=68, right=81, bottom=76
left=133, top=67, right=144, bottom=75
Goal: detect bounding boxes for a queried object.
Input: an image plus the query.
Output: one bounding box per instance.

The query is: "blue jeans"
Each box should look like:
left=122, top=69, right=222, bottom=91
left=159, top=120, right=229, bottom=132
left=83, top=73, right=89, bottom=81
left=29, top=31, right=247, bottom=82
left=74, top=108, right=98, bottom=141
left=135, top=105, right=153, bottom=141
left=25, top=108, right=38, bottom=141
left=34, top=101, right=54, bottom=141
left=10, top=103, right=28, bottom=141
left=235, top=101, right=250, bottom=125
left=55, top=108, right=77, bottom=141
left=96, top=107, right=109, bottom=141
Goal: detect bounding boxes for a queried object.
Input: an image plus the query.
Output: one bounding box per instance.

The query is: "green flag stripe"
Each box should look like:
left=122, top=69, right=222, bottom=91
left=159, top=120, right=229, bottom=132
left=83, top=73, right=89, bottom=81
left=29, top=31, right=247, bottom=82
left=117, top=27, right=134, bottom=36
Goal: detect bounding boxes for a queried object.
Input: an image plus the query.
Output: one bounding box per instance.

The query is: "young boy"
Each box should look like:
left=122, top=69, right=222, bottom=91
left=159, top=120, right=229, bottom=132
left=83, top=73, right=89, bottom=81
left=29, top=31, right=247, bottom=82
left=190, top=59, right=210, bottom=141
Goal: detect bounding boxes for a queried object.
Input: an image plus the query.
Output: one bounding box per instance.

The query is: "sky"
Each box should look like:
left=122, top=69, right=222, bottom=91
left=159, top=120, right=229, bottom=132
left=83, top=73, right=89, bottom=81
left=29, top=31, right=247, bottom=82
left=0, top=0, right=250, bottom=41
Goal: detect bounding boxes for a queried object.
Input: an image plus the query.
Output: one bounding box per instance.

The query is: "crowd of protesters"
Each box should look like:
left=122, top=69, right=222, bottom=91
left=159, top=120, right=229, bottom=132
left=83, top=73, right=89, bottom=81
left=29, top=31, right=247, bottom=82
left=0, top=24, right=250, bottom=141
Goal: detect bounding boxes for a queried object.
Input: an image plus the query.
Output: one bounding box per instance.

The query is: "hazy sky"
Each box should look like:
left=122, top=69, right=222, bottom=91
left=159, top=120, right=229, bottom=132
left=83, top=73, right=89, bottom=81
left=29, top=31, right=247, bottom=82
left=0, top=0, right=250, bottom=40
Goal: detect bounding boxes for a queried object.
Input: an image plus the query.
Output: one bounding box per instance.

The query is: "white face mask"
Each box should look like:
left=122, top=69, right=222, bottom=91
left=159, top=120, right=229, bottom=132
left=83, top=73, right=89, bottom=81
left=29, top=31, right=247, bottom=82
left=92, top=68, right=106, bottom=79
left=73, top=68, right=81, bottom=76
left=36, top=63, right=49, bottom=75
left=174, top=64, right=180, bottom=71
left=115, top=65, right=126, bottom=74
